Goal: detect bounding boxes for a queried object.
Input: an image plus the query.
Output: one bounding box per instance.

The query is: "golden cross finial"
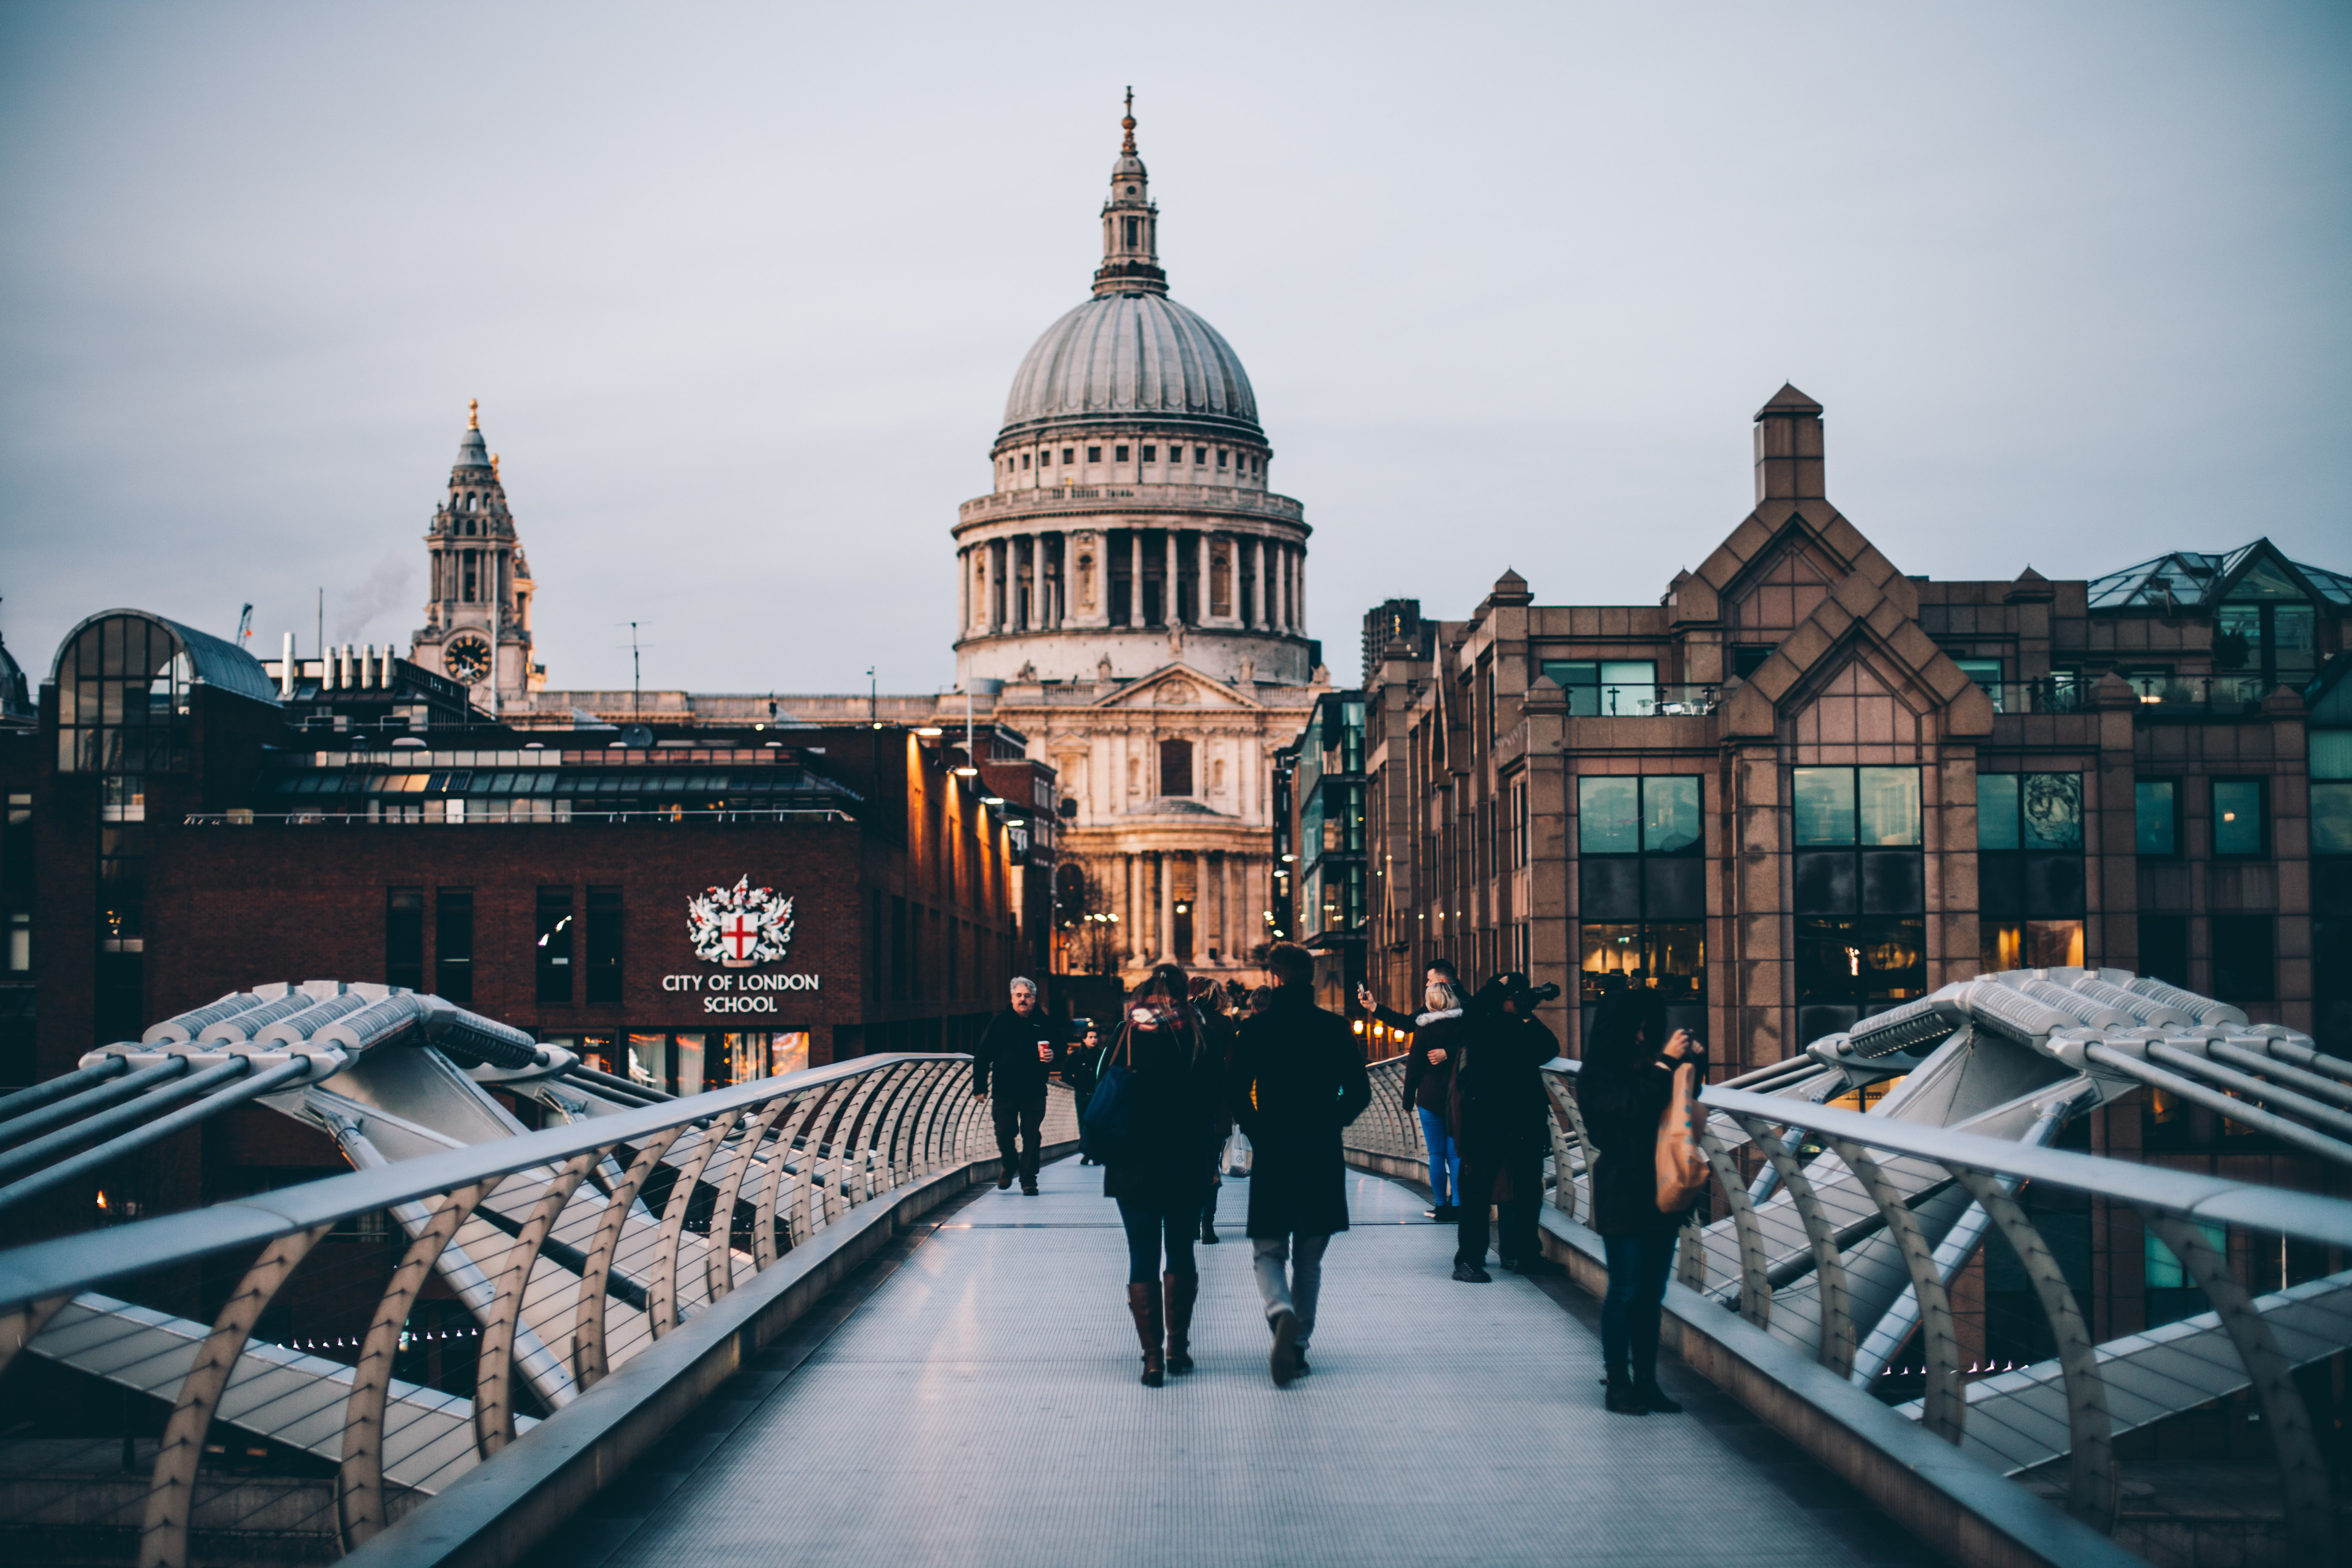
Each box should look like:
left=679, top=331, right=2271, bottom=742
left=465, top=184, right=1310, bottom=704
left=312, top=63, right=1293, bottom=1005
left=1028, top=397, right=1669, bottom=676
left=468, top=397, right=480, bottom=430
left=1121, top=86, right=1136, bottom=154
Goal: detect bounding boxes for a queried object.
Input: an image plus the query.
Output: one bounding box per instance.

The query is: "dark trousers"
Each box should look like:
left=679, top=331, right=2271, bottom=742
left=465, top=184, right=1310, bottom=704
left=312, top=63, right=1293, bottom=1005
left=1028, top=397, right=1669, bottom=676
left=1601, top=1230, right=1677, bottom=1382
left=1454, top=1147, right=1541, bottom=1267
left=1116, top=1195, right=1200, bottom=1284
left=991, top=1093, right=1046, bottom=1184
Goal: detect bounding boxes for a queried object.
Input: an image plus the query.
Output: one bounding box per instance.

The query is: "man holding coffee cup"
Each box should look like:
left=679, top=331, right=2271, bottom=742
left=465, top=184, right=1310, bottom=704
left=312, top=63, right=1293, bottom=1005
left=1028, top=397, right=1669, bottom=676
left=971, top=977, right=1065, bottom=1194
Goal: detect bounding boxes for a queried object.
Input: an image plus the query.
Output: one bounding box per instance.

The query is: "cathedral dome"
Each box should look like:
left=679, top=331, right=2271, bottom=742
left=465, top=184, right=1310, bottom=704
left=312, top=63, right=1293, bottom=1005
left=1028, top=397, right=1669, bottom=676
left=999, top=292, right=1260, bottom=444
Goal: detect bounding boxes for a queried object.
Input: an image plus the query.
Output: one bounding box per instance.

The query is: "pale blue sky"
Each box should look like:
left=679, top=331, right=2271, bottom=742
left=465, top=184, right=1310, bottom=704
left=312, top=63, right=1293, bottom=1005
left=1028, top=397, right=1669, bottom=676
left=3, top=1, right=2347, bottom=692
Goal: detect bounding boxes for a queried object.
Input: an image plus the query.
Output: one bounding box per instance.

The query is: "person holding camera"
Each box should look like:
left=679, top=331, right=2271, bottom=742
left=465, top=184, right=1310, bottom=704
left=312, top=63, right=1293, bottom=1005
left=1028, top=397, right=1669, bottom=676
left=1395, top=978, right=1467, bottom=1219
left=1101, top=964, right=1223, bottom=1387
left=970, top=977, right=1065, bottom=1194
left=1578, top=972, right=1700, bottom=1414
left=1230, top=942, right=1372, bottom=1386
left=1450, top=972, right=1564, bottom=1283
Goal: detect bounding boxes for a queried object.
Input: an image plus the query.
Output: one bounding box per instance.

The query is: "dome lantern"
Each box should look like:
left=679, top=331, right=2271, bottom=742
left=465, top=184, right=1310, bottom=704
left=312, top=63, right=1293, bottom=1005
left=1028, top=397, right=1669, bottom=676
left=1094, top=88, right=1166, bottom=300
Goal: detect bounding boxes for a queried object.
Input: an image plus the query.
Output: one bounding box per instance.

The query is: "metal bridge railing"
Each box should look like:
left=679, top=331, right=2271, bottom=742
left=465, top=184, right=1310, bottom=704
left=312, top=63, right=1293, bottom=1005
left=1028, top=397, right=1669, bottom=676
left=0, top=1053, right=1064, bottom=1568
left=1530, top=1061, right=2352, bottom=1557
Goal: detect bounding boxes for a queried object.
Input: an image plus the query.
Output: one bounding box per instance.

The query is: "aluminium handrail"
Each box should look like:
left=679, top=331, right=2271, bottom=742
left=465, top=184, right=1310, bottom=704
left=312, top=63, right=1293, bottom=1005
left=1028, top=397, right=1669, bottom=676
left=0, top=1052, right=975, bottom=1313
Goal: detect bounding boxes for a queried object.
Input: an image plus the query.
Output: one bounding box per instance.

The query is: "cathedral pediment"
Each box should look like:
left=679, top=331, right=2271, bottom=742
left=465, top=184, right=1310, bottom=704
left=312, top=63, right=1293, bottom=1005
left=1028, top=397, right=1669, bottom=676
left=1088, top=663, right=1262, bottom=711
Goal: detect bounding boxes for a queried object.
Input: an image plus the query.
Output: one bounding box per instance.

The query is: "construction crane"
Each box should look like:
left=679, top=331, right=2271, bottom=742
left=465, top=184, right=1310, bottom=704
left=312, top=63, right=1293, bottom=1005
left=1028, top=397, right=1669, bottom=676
left=234, top=603, right=253, bottom=644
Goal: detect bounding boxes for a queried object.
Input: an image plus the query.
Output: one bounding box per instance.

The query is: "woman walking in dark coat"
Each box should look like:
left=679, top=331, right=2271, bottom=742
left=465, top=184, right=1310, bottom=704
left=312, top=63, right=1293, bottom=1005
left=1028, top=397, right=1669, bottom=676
left=1101, top=964, right=1222, bottom=1387
left=1228, top=942, right=1372, bottom=1385
left=1577, top=974, right=1700, bottom=1414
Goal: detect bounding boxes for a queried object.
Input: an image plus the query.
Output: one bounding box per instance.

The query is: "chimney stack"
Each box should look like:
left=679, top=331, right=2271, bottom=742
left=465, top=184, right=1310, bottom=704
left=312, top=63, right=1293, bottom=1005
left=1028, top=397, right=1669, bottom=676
left=1753, top=383, right=1825, bottom=505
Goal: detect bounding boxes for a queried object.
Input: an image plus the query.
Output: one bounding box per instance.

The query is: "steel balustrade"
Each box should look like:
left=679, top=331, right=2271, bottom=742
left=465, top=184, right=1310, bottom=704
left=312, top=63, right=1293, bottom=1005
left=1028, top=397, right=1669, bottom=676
left=0, top=1053, right=1072, bottom=1568
left=1526, top=1061, right=2352, bottom=1556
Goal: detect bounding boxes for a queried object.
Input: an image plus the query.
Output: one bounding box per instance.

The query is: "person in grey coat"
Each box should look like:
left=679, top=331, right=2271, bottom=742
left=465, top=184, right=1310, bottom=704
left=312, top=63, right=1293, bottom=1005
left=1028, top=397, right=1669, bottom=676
left=1227, top=942, right=1372, bottom=1386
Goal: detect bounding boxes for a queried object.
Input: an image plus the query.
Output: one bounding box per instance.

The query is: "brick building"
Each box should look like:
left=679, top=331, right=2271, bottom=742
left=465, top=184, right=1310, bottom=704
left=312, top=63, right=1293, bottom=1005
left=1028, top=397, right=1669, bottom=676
left=1358, top=386, right=2350, bottom=1073
left=1, top=607, right=1044, bottom=1209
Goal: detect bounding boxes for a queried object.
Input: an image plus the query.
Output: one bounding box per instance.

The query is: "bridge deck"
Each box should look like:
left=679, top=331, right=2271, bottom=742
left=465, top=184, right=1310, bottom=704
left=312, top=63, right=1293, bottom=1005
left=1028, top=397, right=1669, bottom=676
left=528, top=1157, right=1934, bottom=1568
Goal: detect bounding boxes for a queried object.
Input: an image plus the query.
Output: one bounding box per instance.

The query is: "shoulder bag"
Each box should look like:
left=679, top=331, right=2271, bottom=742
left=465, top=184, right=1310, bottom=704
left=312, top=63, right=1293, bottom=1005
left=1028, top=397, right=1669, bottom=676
left=1080, top=1024, right=1141, bottom=1165
left=1654, top=1060, right=1709, bottom=1213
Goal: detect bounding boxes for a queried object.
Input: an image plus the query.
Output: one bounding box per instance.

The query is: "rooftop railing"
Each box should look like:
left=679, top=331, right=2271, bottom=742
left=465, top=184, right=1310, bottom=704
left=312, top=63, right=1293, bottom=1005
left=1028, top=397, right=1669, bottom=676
left=957, top=482, right=1306, bottom=523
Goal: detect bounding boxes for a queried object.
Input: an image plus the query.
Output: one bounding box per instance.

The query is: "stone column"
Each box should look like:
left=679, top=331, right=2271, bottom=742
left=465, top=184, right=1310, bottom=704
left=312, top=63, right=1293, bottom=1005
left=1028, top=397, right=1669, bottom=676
left=991, top=539, right=1006, bottom=632
left=1294, top=545, right=1305, bottom=635
left=1165, top=531, right=1182, bottom=626
left=1220, top=852, right=1236, bottom=963
left=1033, top=532, right=1050, bottom=629
left=1124, top=853, right=1141, bottom=966
left=1198, top=532, right=1212, bottom=625
left=1129, top=531, right=1143, bottom=626
left=958, top=547, right=970, bottom=635
left=1158, top=852, right=1176, bottom=962
left=1252, top=538, right=1267, bottom=630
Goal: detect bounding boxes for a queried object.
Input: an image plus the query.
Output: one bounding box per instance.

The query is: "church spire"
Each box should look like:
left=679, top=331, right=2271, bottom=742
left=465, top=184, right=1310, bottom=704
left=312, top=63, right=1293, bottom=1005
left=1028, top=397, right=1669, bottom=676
left=1093, top=88, right=1166, bottom=298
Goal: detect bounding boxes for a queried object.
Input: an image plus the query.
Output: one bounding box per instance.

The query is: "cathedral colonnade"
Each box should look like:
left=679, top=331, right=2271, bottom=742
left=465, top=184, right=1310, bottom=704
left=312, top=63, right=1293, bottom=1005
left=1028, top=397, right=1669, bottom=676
left=958, top=527, right=1306, bottom=638
left=1103, top=848, right=1259, bottom=970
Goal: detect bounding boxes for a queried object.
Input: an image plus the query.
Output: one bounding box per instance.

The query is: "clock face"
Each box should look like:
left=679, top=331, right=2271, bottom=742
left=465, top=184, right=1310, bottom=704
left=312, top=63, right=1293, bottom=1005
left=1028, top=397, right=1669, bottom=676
left=444, top=636, right=493, bottom=684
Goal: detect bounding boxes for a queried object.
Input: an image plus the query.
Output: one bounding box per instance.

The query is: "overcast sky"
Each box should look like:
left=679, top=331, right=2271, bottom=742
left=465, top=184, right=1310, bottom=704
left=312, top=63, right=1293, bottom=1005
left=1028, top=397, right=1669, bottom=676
left=3, top=2, right=2347, bottom=694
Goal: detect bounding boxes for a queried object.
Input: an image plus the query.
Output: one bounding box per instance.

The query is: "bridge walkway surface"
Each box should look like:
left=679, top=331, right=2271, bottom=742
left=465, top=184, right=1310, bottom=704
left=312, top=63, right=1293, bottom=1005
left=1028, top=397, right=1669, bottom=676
left=524, top=1154, right=1934, bottom=1568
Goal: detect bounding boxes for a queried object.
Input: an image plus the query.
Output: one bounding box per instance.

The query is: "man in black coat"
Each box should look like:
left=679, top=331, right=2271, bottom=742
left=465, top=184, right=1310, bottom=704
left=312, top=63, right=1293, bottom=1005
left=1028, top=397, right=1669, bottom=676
left=1229, top=942, right=1372, bottom=1386
left=1451, top=973, right=1566, bottom=1283
left=970, top=977, right=1064, bottom=1194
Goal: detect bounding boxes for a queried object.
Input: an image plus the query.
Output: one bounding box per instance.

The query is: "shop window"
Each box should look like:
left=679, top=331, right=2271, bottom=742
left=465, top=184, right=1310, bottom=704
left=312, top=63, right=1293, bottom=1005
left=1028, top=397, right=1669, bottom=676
left=670, top=1032, right=706, bottom=1097
left=536, top=886, right=573, bottom=1005
left=1541, top=659, right=1659, bottom=717
left=1577, top=776, right=1703, bottom=1007
left=2139, top=914, right=2190, bottom=990
left=2134, top=780, right=2178, bottom=857
left=435, top=889, right=474, bottom=1004
left=386, top=888, right=424, bottom=990
left=1977, top=772, right=2082, bottom=930
left=586, top=886, right=623, bottom=1005
left=1980, top=920, right=2084, bottom=973
left=2211, top=779, right=2266, bottom=857
left=2211, top=915, right=2273, bottom=1001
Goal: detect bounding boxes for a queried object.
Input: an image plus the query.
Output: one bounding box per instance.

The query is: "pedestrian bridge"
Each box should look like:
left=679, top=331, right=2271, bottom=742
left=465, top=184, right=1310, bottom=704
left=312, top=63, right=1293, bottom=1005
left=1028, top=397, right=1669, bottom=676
left=1, top=974, right=2348, bottom=1566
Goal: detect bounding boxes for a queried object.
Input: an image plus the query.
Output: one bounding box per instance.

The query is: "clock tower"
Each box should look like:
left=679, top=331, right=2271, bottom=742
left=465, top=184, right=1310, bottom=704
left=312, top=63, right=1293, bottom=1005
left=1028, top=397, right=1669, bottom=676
left=409, top=401, right=541, bottom=708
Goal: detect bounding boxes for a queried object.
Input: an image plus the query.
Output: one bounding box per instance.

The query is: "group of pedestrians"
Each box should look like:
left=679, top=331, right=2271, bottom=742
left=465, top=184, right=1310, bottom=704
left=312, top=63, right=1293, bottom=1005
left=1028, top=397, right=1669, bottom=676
left=969, top=950, right=1698, bottom=1414
left=970, top=944, right=1368, bottom=1389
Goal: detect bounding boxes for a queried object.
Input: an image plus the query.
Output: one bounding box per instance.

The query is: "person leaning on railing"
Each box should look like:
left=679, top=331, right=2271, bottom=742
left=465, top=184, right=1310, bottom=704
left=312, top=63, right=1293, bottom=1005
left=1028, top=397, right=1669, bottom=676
left=1577, top=971, right=1701, bottom=1416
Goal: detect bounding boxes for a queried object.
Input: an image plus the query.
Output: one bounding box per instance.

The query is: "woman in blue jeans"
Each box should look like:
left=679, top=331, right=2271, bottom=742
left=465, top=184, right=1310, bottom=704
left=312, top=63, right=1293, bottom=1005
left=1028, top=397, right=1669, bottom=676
left=1398, top=980, right=1467, bottom=1218
left=1577, top=974, right=1700, bottom=1414
left=1100, top=964, right=1222, bottom=1387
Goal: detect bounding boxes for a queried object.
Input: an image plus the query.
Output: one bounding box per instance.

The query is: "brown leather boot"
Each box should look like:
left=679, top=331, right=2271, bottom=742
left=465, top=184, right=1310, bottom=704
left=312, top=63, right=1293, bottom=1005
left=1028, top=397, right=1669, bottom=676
left=1126, top=1283, right=1165, bottom=1387
left=1163, top=1271, right=1199, bottom=1374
